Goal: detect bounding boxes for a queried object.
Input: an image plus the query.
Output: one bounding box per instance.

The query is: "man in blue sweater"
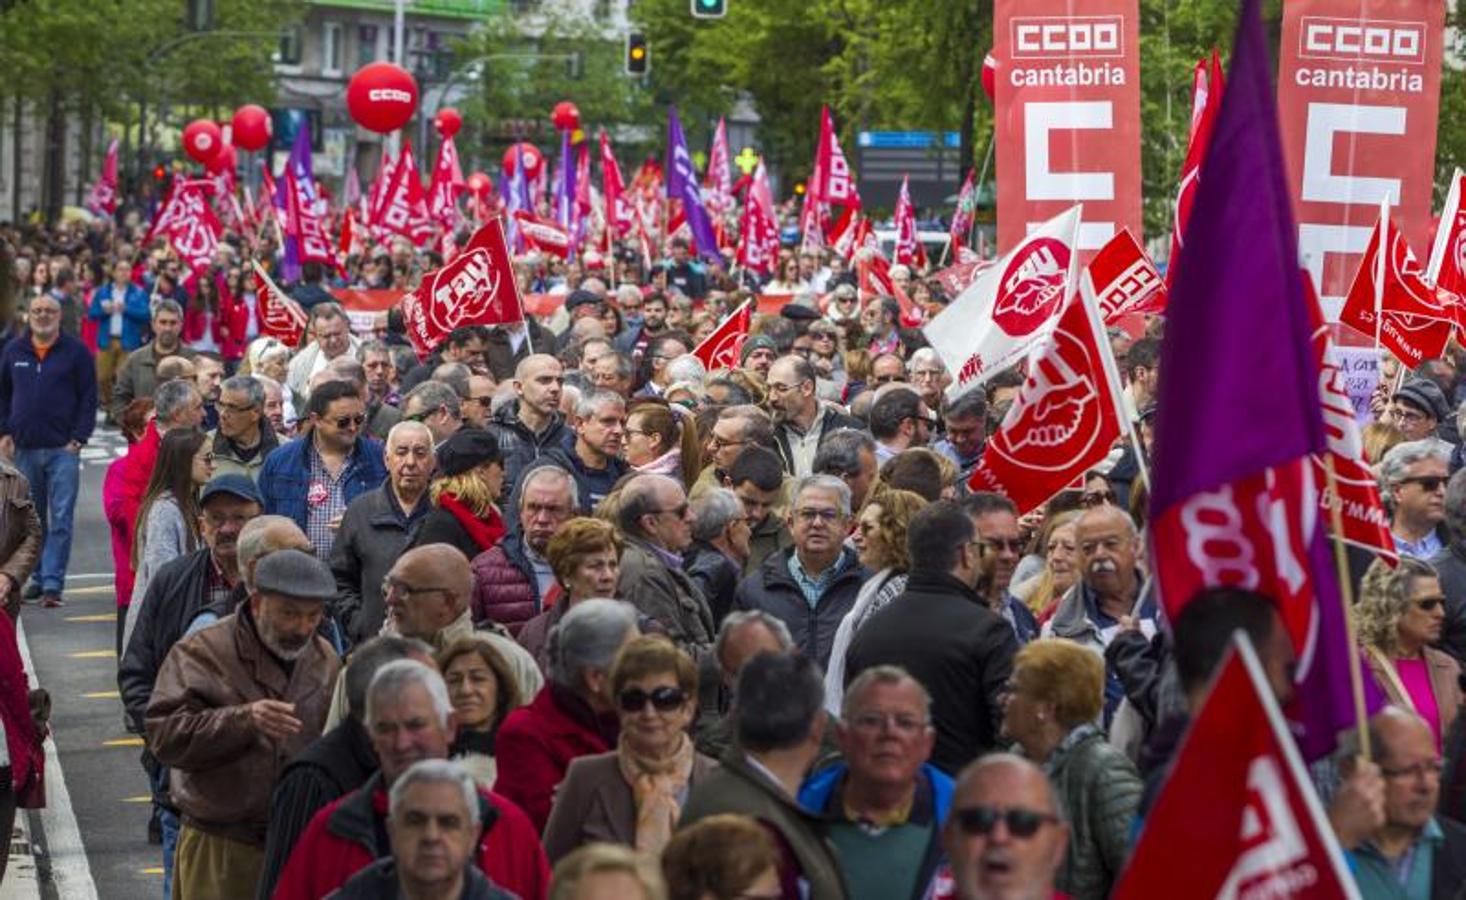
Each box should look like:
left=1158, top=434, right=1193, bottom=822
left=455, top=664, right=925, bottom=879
left=0, top=294, right=97, bottom=607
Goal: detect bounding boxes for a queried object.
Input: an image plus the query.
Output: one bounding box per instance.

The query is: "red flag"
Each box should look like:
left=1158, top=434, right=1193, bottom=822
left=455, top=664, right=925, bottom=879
left=1304, top=277, right=1397, bottom=563
left=1114, top=636, right=1358, bottom=900
left=401, top=219, right=525, bottom=359
left=375, top=141, right=433, bottom=245
left=932, top=258, right=992, bottom=298
left=338, top=208, right=358, bottom=263
left=285, top=168, right=336, bottom=267
left=704, top=117, right=733, bottom=217
left=1168, top=50, right=1224, bottom=287
left=968, top=293, right=1122, bottom=513
left=1081, top=229, right=1167, bottom=324
left=692, top=301, right=752, bottom=370
left=427, top=135, right=465, bottom=230
left=368, top=150, right=397, bottom=227
left=893, top=176, right=919, bottom=266
left=1339, top=207, right=1456, bottom=368
left=86, top=139, right=119, bottom=216
left=1426, top=167, right=1466, bottom=300
left=800, top=106, right=861, bottom=251
left=512, top=210, right=572, bottom=260
left=600, top=130, right=633, bottom=240
left=146, top=180, right=222, bottom=274
left=252, top=262, right=307, bottom=346
left=948, top=168, right=977, bottom=256
left=736, top=159, right=779, bottom=275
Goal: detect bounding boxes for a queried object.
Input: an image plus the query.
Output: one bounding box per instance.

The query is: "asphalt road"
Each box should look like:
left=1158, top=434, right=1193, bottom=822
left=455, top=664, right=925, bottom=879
left=9, top=419, right=157, bottom=899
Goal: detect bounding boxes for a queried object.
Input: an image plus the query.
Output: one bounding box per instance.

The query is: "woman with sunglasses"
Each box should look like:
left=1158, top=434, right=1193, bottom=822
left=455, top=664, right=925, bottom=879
left=543, top=634, right=714, bottom=863
left=1359, top=556, right=1461, bottom=750
left=410, top=428, right=507, bottom=561
left=125, top=429, right=213, bottom=627
left=999, top=639, right=1140, bottom=900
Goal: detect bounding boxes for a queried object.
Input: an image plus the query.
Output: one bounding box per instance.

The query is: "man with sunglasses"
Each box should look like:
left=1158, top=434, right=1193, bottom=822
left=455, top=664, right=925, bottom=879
left=870, top=387, right=933, bottom=465
left=940, top=754, right=1069, bottom=900
left=615, top=474, right=716, bottom=660
left=799, top=666, right=953, bottom=900
left=259, top=380, right=387, bottom=561
left=1382, top=440, right=1452, bottom=559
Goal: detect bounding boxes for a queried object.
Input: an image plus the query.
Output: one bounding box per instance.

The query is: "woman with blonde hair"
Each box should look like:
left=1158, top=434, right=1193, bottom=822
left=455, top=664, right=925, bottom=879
left=1358, top=556, right=1462, bottom=749
left=1012, top=509, right=1083, bottom=624
left=549, top=843, right=667, bottom=900
left=624, top=399, right=702, bottom=490
left=823, top=487, right=928, bottom=712
left=412, top=429, right=507, bottom=559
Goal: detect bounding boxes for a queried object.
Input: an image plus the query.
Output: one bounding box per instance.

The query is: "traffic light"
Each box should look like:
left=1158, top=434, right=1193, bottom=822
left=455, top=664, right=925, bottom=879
left=625, top=32, right=648, bottom=76
left=691, top=0, right=726, bottom=18
left=153, top=164, right=167, bottom=182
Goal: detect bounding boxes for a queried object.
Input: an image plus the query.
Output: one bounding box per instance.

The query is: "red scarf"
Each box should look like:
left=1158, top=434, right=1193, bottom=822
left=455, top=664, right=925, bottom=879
left=437, top=492, right=506, bottom=552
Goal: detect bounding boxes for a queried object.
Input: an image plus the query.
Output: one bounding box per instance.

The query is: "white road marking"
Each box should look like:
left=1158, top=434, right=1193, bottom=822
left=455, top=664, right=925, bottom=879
left=14, top=618, right=99, bottom=899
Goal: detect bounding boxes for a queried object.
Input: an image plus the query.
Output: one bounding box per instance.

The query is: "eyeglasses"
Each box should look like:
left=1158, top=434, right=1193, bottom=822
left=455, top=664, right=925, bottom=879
left=618, top=685, right=687, bottom=713
left=709, top=434, right=747, bottom=450
left=650, top=503, right=690, bottom=519
left=383, top=576, right=451, bottom=605
left=404, top=408, right=437, bottom=423
left=951, top=806, right=1060, bottom=838
left=468, top=396, right=494, bottom=408
left=197, top=452, right=216, bottom=465
left=976, top=538, right=1026, bottom=554
left=1381, top=759, right=1443, bottom=780
left=1391, top=407, right=1429, bottom=424
left=811, top=331, right=836, bottom=341
left=1081, top=489, right=1117, bottom=508
left=848, top=711, right=928, bottom=735
left=871, top=374, right=901, bottom=385
left=767, top=381, right=802, bottom=395
left=1415, top=595, right=1446, bottom=612
left=1398, top=475, right=1447, bottom=492
left=328, top=413, right=367, bottom=429
left=217, top=401, right=257, bottom=414
left=795, top=508, right=841, bottom=524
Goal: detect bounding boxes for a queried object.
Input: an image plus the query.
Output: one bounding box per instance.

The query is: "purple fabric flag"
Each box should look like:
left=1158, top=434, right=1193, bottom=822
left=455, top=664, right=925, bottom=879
left=506, top=143, right=530, bottom=253
left=1147, top=0, right=1380, bottom=760
left=665, top=106, right=722, bottom=263
left=274, top=127, right=316, bottom=283
left=555, top=129, right=577, bottom=261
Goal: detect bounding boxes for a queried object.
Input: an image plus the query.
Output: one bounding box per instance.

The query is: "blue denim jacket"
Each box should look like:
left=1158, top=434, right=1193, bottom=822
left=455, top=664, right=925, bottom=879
left=257, top=435, right=387, bottom=535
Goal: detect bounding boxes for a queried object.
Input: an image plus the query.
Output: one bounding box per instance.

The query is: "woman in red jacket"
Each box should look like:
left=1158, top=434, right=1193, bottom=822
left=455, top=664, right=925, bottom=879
left=493, top=598, right=637, bottom=831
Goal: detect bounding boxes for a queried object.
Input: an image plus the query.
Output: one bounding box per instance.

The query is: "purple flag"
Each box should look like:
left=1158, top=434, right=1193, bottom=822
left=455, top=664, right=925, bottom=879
left=665, top=106, right=721, bottom=264
left=506, top=143, right=530, bottom=253
left=555, top=128, right=578, bottom=261
left=1147, top=0, right=1380, bottom=760
left=274, top=127, right=316, bottom=283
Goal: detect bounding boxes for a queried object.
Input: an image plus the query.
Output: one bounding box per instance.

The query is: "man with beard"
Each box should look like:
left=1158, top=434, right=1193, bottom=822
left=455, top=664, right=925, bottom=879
left=1042, top=503, right=1157, bottom=723
left=932, top=391, right=986, bottom=480
left=146, top=549, right=341, bottom=897
left=615, top=292, right=670, bottom=359
left=112, top=298, right=195, bottom=421
left=766, top=356, right=861, bottom=477
left=961, top=494, right=1041, bottom=645
left=195, top=354, right=225, bottom=431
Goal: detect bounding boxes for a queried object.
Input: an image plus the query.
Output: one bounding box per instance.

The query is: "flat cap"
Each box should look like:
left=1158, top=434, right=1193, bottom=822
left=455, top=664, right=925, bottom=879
left=565, top=289, right=602, bottom=312
left=254, top=549, right=336, bottom=602
left=780, top=304, right=821, bottom=322
left=437, top=427, right=502, bottom=477
left=1393, top=378, right=1450, bottom=422
left=740, top=334, right=778, bottom=363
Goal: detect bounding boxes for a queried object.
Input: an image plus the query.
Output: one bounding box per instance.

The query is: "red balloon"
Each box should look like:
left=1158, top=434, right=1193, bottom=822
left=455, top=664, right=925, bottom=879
left=347, top=62, right=419, bottom=134
left=183, top=119, right=223, bottom=164
left=466, top=172, right=491, bottom=196
left=435, top=107, right=463, bottom=139
left=231, top=104, right=272, bottom=152
left=551, top=101, right=580, bottom=132
left=981, top=52, right=997, bottom=103
left=206, top=142, right=236, bottom=176
left=501, top=143, right=544, bottom=181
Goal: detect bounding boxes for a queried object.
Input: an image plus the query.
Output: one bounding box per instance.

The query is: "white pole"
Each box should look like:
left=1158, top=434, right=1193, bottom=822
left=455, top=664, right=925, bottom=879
left=391, top=0, right=407, bottom=159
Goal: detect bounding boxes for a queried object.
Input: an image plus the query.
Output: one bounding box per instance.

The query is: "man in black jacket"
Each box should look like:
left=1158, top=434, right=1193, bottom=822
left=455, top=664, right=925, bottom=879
left=255, top=635, right=434, bottom=899
left=767, top=355, right=862, bottom=477
left=1428, top=468, right=1466, bottom=668
left=845, top=501, right=1017, bottom=775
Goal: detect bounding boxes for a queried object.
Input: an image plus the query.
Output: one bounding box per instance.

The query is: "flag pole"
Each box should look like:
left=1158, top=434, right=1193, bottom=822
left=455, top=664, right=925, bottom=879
left=1322, top=451, right=1372, bottom=761
left=1373, top=196, right=1389, bottom=352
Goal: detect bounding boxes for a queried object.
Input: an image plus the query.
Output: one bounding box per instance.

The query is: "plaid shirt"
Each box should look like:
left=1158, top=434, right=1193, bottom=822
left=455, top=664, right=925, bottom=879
left=787, top=547, right=854, bottom=609
left=305, top=443, right=348, bottom=561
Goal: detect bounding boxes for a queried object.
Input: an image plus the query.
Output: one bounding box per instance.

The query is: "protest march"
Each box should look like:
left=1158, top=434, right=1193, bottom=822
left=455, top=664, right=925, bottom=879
left=1, top=0, right=1465, bottom=897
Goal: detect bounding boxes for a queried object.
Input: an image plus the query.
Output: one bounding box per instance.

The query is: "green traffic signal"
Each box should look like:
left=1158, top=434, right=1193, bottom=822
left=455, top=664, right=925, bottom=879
left=691, top=0, right=726, bottom=19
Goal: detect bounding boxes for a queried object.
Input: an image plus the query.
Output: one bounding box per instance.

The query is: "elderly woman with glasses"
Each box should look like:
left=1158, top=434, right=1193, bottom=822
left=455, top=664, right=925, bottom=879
left=411, top=428, right=506, bottom=561
left=543, top=634, right=715, bottom=863
left=1000, top=639, right=1140, bottom=900
left=1359, top=556, right=1462, bottom=750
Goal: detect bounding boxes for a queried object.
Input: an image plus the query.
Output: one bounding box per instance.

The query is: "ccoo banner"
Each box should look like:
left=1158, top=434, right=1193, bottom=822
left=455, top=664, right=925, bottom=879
left=1277, top=0, right=1444, bottom=312
left=993, top=0, right=1141, bottom=260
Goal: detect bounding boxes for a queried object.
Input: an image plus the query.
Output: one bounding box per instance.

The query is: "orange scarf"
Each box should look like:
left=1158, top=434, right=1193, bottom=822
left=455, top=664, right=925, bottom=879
left=616, top=732, right=695, bottom=854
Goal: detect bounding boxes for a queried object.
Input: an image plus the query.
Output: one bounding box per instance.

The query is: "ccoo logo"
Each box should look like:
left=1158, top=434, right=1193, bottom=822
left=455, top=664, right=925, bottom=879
left=992, top=237, right=1070, bottom=337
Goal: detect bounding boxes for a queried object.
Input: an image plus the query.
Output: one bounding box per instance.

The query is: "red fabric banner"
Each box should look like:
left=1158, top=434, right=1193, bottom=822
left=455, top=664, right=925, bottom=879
left=993, top=0, right=1142, bottom=260
left=400, top=219, right=524, bottom=358
left=1277, top=0, right=1445, bottom=308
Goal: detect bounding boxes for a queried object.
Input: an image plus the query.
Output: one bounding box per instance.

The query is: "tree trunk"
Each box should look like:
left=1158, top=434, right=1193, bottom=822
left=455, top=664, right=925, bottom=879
left=76, top=99, right=93, bottom=207
left=10, top=96, right=21, bottom=224
left=44, top=88, right=65, bottom=226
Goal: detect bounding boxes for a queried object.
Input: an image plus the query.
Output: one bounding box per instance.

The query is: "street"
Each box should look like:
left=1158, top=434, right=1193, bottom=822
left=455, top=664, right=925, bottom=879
left=5, top=418, right=155, bottom=900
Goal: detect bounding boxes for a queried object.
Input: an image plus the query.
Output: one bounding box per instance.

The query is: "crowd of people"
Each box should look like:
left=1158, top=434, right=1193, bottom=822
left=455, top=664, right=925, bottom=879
left=0, top=202, right=1461, bottom=900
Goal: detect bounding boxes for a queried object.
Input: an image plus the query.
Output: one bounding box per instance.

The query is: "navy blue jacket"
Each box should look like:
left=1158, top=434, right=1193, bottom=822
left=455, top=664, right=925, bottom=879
left=257, top=435, right=387, bottom=535
left=0, top=331, right=97, bottom=449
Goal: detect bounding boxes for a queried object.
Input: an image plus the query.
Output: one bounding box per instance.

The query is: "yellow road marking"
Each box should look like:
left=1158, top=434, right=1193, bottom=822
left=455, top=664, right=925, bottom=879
left=82, top=690, right=120, bottom=699
left=64, top=613, right=116, bottom=622
left=139, top=867, right=163, bottom=875
left=103, top=737, right=144, bottom=747
left=69, top=650, right=115, bottom=660
left=122, top=796, right=151, bottom=803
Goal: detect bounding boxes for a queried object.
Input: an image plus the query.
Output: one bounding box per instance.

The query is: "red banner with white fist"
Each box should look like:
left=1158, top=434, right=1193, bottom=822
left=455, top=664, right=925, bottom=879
left=1277, top=0, right=1444, bottom=309
left=400, top=219, right=524, bottom=359
left=993, top=0, right=1141, bottom=261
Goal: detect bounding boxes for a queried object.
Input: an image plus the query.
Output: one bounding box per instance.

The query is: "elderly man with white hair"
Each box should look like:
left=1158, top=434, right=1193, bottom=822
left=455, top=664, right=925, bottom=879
left=272, top=660, right=551, bottom=900
left=615, top=473, right=716, bottom=658
left=733, top=474, right=868, bottom=667
left=1381, top=438, right=1453, bottom=558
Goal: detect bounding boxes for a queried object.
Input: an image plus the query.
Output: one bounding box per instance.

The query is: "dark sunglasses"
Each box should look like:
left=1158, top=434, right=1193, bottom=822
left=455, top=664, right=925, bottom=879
left=952, top=806, right=1059, bottom=838
left=1399, top=476, right=1447, bottom=492
left=1415, top=595, right=1446, bottom=612
left=329, top=414, right=367, bottom=429
left=618, top=686, right=687, bottom=713
left=977, top=538, right=1026, bottom=554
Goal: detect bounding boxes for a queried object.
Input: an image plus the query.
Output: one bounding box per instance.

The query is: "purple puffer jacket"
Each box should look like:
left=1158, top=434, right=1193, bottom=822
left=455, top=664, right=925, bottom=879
left=469, top=532, right=543, bottom=637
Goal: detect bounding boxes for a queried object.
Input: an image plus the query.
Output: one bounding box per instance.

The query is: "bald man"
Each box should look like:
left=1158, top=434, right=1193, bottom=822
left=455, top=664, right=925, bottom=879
left=942, top=754, right=1069, bottom=900
left=494, top=355, right=568, bottom=521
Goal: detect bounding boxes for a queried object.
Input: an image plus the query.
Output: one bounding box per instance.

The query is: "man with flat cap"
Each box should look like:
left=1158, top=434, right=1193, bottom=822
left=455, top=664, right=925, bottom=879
left=146, top=548, right=342, bottom=898
left=1391, top=378, right=1452, bottom=443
